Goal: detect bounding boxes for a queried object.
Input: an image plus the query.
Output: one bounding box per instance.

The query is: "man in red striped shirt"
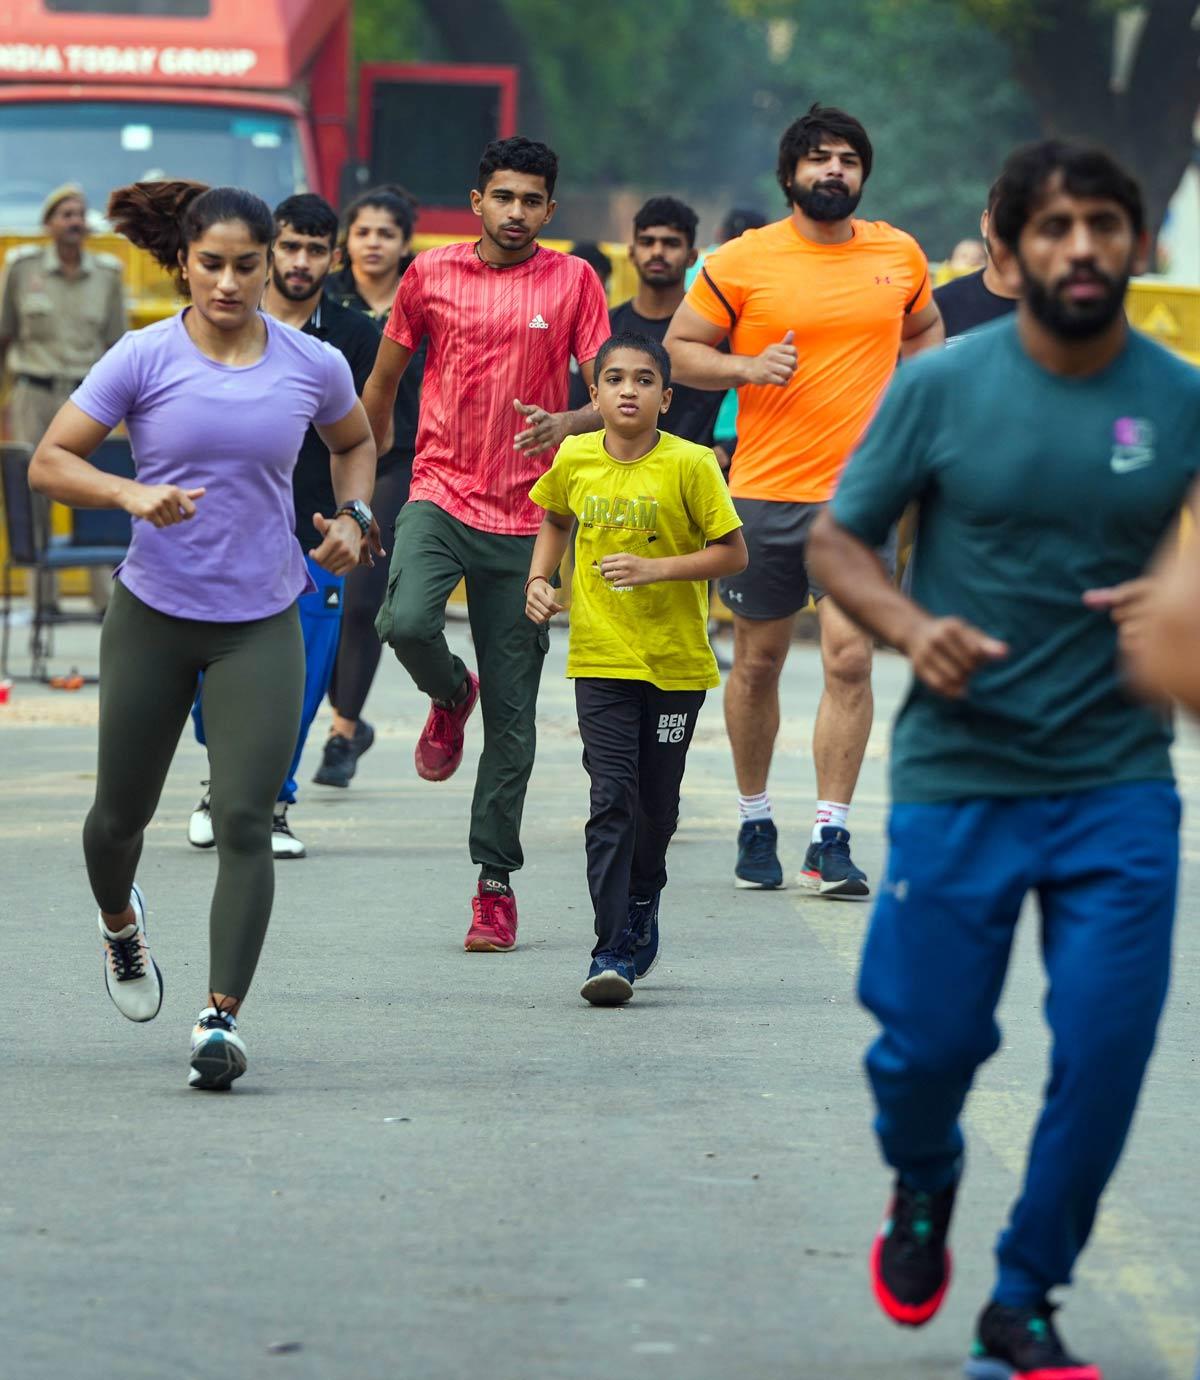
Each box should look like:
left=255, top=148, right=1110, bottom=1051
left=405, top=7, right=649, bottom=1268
left=364, top=136, right=611, bottom=953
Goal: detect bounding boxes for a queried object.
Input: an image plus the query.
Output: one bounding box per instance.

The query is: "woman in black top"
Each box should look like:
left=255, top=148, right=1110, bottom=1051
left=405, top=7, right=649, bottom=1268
left=316, top=185, right=426, bottom=786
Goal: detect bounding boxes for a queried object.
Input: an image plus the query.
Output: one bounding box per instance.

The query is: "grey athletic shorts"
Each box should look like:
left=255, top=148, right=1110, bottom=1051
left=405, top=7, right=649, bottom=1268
left=718, top=497, right=897, bottom=621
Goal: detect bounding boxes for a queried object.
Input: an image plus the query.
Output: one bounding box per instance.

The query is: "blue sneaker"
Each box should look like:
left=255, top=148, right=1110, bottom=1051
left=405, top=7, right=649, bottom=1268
left=801, top=826, right=869, bottom=898
left=735, top=819, right=784, bottom=890
left=580, top=952, right=635, bottom=1006
left=628, top=893, right=661, bottom=979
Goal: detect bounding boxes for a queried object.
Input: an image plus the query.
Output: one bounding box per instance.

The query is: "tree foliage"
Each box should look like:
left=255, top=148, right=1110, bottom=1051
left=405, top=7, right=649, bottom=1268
left=351, top=2, right=427, bottom=67
left=966, top=0, right=1200, bottom=236
left=351, top=0, right=1054, bottom=254
left=734, top=0, right=1038, bottom=252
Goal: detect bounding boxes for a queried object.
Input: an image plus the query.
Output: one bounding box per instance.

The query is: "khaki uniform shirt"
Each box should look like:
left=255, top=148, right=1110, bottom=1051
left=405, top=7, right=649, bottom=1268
left=0, top=242, right=127, bottom=382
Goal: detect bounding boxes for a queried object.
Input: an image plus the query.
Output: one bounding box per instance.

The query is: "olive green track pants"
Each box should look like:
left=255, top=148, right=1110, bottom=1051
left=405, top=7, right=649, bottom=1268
left=83, top=580, right=303, bottom=999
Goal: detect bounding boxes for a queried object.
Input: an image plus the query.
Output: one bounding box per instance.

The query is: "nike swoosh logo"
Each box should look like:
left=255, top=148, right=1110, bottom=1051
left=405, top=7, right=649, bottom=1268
left=1111, top=453, right=1153, bottom=473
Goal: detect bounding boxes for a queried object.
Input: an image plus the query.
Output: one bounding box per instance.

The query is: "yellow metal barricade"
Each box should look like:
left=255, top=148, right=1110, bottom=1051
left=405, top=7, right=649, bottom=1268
left=1126, top=281, right=1200, bottom=364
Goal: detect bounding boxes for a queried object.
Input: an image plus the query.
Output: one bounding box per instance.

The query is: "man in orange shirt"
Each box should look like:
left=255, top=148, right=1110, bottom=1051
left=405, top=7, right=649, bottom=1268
left=666, top=104, right=943, bottom=895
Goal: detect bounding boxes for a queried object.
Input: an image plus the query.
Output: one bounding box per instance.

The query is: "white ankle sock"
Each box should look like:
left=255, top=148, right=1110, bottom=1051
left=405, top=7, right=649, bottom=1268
left=738, top=791, right=773, bottom=824
left=812, top=800, right=850, bottom=843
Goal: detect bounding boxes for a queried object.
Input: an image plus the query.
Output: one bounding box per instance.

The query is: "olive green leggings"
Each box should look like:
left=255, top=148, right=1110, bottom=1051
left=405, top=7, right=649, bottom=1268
left=83, top=581, right=304, bottom=1000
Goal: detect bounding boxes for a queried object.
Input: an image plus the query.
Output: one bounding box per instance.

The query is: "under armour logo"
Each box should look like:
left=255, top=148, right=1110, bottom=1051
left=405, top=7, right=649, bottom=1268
left=528, top=313, right=549, bottom=330
left=657, top=713, right=688, bottom=744
left=875, top=275, right=891, bottom=286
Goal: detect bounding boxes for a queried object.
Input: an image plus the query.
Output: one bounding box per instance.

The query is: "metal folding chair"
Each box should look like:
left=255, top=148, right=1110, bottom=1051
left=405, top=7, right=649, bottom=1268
left=1, top=440, right=133, bottom=680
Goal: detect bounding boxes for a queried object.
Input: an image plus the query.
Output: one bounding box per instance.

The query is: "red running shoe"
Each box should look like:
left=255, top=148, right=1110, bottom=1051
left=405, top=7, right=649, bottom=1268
left=415, top=671, right=479, bottom=782
left=465, top=880, right=518, bottom=952
left=870, top=1175, right=957, bottom=1327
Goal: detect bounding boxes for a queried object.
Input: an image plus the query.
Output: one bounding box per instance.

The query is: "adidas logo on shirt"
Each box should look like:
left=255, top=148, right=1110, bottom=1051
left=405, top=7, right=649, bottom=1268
left=528, top=314, right=549, bottom=330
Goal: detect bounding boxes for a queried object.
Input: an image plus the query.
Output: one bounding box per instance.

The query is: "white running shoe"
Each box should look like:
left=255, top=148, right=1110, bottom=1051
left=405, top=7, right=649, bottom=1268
left=188, top=1007, right=248, bottom=1090
left=188, top=782, right=214, bottom=849
left=271, top=805, right=306, bottom=859
left=99, top=883, right=164, bottom=1022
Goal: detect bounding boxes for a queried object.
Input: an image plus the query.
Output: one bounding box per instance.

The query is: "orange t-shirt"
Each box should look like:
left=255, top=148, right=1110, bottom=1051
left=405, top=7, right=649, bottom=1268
left=685, top=216, right=932, bottom=503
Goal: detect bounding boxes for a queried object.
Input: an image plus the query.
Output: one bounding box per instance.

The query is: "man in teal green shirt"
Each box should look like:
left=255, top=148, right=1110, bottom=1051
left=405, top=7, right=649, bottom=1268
left=810, top=140, right=1200, bottom=1380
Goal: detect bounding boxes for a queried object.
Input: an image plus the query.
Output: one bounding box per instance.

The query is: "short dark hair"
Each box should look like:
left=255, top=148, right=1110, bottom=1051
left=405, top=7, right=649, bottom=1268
left=719, top=207, right=767, bottom=241
left=570, top=240, right=612, bottom=284
left=632, top=196, right=699, bottom=248
left=274, top=193, right=339, bottom=248
left=593, top=332, right=672, bottom=391
left=342, top=184, right=416, bottom=239
left=990, top=140, right=1145, bottom=251
left=477, top=136, right=558, bottom=200
left=776, top=104, right=874, bottom=198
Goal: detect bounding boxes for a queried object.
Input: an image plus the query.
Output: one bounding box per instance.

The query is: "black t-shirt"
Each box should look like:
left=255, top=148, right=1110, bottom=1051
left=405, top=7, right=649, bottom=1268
left=600, top=300, right=724, bottom=448
left=934, top=269, right=1017, bottom=342
left=292, top=295, right=381, bottom=552
left=325, top=260, right=425, bottom=461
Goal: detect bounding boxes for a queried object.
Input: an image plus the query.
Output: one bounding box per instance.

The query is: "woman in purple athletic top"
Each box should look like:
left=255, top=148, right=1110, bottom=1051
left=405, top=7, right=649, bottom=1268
left=29, top=181, right=379, bottom=1091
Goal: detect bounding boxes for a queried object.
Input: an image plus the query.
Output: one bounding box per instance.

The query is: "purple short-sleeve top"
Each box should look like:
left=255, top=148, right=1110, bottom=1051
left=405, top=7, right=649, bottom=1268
left=71, top=310, right=358, bottom=622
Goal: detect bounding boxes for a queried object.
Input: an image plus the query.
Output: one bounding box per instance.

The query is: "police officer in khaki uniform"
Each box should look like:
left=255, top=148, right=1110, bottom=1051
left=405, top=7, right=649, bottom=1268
left=0, top=183, right=127, bottom=609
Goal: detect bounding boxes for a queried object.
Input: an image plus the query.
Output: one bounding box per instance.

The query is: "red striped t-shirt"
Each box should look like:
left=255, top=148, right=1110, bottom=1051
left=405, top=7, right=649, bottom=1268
left=384, top=241, right=611, bottom=535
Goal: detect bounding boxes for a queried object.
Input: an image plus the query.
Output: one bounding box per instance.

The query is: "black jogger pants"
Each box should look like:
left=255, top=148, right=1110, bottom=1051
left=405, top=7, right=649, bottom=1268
left=574, top=678, right=705, bottom=956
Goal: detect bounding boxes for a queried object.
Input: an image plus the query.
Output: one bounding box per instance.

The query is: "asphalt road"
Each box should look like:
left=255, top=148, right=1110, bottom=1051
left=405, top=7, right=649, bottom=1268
left=2, top=615, right=1197, bottom=1380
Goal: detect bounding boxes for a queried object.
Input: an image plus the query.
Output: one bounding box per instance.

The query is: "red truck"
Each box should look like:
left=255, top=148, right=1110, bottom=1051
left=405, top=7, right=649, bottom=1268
left=0, top=0, right=518, bottom=233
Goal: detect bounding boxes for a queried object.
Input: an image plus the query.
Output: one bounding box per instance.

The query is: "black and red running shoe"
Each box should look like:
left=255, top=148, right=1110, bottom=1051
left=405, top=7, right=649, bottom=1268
left=870, top=1174, right=958, bottom=1327
left=965, top=1300, right=1102, bottom=1379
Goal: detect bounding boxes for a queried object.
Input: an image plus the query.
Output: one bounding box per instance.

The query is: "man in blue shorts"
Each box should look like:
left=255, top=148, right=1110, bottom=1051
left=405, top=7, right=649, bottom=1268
left=810, top=140, right=1200, bottom=1380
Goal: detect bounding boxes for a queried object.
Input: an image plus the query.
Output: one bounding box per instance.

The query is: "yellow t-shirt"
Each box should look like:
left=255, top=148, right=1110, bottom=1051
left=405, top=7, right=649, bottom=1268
left=530, top=429, right=742, bottom=690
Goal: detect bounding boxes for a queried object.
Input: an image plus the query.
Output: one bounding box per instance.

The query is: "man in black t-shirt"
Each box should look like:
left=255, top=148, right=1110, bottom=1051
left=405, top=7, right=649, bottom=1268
left=608, top=196, right=724, bottom=448
left=606, top=196, right=734, bottom=666
left=319, top=225, right=427, bottom=788
left=935, top=175, right=1021, bottom=342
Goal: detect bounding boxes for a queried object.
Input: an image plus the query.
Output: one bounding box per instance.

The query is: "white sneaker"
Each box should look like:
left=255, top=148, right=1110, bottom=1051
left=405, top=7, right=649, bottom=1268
left=99, top=883, right=163, bottom=1023
left=188, top=782, right=214, bottom=849
left=271, top=805, right=306, bottom=859
left=188, top=1007, right=248, bottom=1090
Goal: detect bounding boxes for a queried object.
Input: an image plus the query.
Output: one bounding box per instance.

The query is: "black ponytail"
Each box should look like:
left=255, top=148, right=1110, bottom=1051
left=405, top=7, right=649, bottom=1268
left=107, top=181, right=274, bottom=295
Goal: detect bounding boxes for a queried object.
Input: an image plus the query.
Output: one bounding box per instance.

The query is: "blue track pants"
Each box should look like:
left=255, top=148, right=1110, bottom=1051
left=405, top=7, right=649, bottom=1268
left=859, top=781, right=1179, bottom=1306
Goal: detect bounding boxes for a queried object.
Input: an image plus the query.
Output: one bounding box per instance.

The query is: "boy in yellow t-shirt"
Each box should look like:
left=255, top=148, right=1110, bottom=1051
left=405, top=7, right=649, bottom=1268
left=526, top=332, right=748, bottom=1006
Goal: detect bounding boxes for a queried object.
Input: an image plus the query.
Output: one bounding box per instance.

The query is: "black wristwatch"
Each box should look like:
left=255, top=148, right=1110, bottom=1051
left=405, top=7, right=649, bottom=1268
left=335, top=499, right=373, bottom=536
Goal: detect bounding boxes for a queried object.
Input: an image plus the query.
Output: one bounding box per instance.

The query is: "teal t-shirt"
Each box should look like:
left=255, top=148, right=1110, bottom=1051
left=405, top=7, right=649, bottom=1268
left=832, top=317, right=1200, bottom=803
left=687, top=247, right=738, bottom=443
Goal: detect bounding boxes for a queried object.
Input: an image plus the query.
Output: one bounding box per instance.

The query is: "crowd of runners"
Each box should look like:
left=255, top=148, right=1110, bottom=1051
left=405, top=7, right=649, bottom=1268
left=13, top=100, right=1200, bottom=1380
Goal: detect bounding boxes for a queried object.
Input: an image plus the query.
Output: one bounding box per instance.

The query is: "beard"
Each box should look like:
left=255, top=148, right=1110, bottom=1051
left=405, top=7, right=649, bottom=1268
left=637, top=259, right=685, bottom=288
left=272, top=265, right=322, bottom=302
left=791, top=178, right=861, bottom=223
left=1020, top=259, right=1130, bottom=340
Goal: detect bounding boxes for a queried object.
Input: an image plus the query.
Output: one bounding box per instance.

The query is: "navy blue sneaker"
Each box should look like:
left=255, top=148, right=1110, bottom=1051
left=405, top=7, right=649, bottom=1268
left=312, top=718, right=375, bottom=788
left=965, top=1301, right=1099, bottom=1380
left=801, top=826, right=869, bottom=898
left=735, top=819, right=784, bottom=890
left=580, top=952, right=635, bottom=1006
left=628, top=893, right=661, bottom=979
